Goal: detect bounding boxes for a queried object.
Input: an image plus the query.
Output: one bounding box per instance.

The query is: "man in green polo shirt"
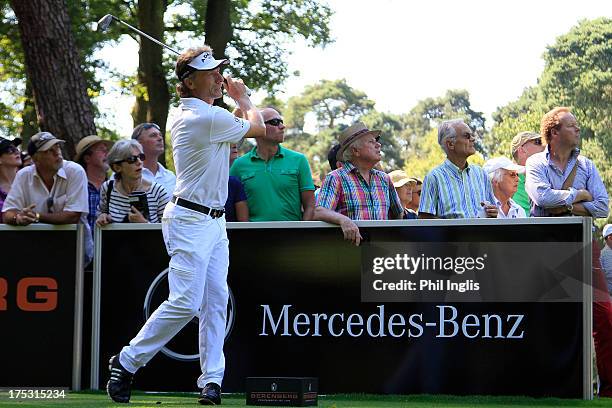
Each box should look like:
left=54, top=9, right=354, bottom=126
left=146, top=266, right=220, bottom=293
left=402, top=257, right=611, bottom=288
left=510, top=131, right=544, bottom=215
left=230, top=107, right=315, bottom=221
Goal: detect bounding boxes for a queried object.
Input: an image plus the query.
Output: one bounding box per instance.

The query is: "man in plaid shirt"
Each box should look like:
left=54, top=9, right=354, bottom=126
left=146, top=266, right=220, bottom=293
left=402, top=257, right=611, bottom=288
left=315, top=122, right=404, bottom=246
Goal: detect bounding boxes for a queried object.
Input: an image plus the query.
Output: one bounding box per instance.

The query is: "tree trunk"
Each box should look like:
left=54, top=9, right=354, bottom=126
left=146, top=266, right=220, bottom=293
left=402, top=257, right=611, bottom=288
left=132, top=0, right=170, bottom=165
left=205, top=0, right=233, bottom=59
left=20, top=80, right=39, bottom=146
left=205, top=0, right=233, bottom=109
left=9, top=0, right=96, bottom=159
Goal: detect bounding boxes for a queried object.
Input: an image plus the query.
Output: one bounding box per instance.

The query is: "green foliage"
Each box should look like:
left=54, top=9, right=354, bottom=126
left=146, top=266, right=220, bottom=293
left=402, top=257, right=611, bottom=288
left=0, top=1, right=25, bottom=137
left=168, top=0, right=333, bottom=93
left=360, top=110, right=405, bottom=171
left=283, top=79, right=384, bottom=179
left=488, top=87, right=544, bottom=158
left=285, top=79, right=375, bottom=131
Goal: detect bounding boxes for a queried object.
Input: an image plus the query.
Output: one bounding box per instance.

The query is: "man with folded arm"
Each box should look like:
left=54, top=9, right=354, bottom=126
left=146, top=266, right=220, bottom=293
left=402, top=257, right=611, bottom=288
left=525, top=107, right=611, bottom=397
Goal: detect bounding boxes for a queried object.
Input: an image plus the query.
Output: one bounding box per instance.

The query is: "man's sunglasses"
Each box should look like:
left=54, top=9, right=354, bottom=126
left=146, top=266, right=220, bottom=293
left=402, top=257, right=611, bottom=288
left=116, top=153, right=145, bottom=165
left=264, top=118, right=284, bottom=126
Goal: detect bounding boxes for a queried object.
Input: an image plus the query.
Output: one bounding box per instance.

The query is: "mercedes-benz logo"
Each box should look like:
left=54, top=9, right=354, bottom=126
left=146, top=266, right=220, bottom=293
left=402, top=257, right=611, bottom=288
left=271, top=383, right=277, bottom=392
left=143, top=268, right=236, bottom=362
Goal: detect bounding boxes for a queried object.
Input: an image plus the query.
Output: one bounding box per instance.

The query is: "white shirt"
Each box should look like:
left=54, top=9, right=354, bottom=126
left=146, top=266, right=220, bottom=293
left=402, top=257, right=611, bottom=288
left=142, top=162, right=176, bottom=197
left=170, top=98, right=249, bottom=209
left=494, top=196, right=527, bottom=219
left=2, top=160, right=89, bottom=215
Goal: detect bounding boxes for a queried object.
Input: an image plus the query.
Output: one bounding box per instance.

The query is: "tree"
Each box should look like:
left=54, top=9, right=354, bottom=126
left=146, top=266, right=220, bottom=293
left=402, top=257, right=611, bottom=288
left=487, top=86, right=544, bottom=157
left=360, top=111, right=405, bottom=171
left=132, top=0, right=170, bottom=165
left=9, top=0, right=96, bottom=157
left=285, top=79, right=375, bottom=132
left=1, top=0, right=125, bottom=142
left=282, top=79, right=379, bottom=179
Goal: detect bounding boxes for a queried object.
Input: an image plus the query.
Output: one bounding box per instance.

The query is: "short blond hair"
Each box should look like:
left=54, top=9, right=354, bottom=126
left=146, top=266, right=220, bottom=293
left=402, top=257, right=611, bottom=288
left=540, top=107, right=571, bottom=145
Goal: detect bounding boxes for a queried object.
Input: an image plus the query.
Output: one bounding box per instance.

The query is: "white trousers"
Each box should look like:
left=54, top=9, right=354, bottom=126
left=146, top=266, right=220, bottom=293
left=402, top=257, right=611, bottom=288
left=120, top=201, right=229, bottom=388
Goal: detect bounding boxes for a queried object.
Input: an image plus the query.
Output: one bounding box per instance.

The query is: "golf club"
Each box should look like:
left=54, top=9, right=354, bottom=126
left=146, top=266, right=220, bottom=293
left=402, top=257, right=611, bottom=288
left=95, top=14, right=252, bottom=97
left=96, top=14, right=180, bottom=55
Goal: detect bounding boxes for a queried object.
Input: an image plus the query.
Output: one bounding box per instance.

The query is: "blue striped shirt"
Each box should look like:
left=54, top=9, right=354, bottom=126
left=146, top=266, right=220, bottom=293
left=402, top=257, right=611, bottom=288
left=525, top=147, right=609, bottom=218
left=418, top=159, right=495, bottom=219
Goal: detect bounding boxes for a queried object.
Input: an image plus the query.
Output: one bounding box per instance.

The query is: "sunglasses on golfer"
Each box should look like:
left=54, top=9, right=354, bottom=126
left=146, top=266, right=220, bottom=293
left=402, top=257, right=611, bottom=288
left=116, top=153, right=145, bottom=165
left=264, top=118, right=284, bottom=127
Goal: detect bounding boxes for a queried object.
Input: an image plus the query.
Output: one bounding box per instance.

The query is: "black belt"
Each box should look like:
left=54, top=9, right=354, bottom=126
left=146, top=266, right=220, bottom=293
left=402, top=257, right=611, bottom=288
left=172, top=197, right=225, bottom=218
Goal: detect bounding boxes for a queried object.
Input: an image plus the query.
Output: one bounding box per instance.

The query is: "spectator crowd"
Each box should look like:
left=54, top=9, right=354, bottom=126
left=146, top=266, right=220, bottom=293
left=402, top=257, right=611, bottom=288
left=1, top=107, right=610, bottom=290
left=1, top=105, right=611, bottom=397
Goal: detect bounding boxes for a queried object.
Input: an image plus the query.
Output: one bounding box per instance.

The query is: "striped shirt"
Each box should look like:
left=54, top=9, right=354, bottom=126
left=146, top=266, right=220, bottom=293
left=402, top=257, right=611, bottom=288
left=316, top=161, right=403, bottom=220
left=98, top=180, right=170, bottom=223
left=419, top=159, right=495, bottom=219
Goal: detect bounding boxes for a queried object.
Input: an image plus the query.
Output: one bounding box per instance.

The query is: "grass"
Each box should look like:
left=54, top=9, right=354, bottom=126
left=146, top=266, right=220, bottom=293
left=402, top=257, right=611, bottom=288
left=1, top=391, right=612, bottom=408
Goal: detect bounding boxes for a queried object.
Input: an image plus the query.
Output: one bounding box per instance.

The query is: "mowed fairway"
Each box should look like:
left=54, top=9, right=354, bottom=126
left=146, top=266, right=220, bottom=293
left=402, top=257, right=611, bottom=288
left=2, top=392, right=612, bottom=408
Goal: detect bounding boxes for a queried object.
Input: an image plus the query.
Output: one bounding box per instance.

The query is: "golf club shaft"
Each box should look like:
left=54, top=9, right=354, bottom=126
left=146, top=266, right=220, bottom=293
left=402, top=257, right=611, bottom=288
left=114, top=17, right=180, bottom=55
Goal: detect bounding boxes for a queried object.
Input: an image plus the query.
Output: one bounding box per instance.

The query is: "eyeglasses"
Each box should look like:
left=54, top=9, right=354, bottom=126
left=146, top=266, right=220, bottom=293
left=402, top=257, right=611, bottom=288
left=461, top=131, right=477, bottom=140
left=46, top=197, right=54, bottom=214
left=264, top=118, right=284, bottom=126
left=413, top=190, right=421, bottom=196
left=132, top=123, right=160, bottom=140
left=532, top=138, right=543, bottom=145
left=116, top=153, right=145, bottom=165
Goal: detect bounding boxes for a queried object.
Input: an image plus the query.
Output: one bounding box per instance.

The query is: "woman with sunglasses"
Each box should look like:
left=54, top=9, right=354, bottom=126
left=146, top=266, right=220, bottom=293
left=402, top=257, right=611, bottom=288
left=96, top=140, right=169, bottom=226
left=0, top=137, right=22, bottom=220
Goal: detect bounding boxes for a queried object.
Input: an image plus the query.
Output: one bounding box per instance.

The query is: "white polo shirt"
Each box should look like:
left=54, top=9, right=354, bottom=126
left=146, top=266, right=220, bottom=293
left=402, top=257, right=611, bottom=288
left=494, top=197, right=527, bottom=219
left=170, top=97, right=249, bottom=209
left=142, top=162, right=176, bottom=196
left=2, top=160, right=89, bottom=215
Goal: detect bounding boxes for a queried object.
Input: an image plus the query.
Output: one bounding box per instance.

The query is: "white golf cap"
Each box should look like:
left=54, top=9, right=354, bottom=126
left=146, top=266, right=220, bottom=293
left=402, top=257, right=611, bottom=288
left=178, top=50, right=228, bottom=80
left=603, top=224, right=612, bottom=239
left=483, top=157, right=525, bottom=175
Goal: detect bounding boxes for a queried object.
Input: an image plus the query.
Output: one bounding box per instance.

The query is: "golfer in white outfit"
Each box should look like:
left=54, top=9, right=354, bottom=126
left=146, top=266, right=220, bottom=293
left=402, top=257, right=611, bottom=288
left=107, top=45, right=265, bottom=405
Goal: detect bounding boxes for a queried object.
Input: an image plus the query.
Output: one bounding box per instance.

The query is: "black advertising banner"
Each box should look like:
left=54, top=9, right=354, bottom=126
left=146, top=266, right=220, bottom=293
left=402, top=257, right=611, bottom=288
left=97, top=220, right=587, bottom=398
left=0, top=227, right=77, bottom=387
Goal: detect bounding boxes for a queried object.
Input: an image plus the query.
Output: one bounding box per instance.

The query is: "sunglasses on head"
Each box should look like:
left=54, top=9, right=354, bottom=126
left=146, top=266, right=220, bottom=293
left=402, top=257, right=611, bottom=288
left=116, top=153, right=145, bottom=165
left=0, top=145, right=19, bottom=155
left=264, top=118, right=284, bottom=126
left=133, top=123, right=160, bottom=139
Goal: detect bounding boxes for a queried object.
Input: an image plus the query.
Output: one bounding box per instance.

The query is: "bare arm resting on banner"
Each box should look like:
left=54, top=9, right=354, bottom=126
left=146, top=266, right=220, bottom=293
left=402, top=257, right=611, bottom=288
left=314, top=206, right=363, bottom=246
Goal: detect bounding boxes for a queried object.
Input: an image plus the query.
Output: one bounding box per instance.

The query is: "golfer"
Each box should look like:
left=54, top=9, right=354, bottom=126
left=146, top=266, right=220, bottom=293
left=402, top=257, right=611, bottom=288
left=107, top=45, right=265, bottom=405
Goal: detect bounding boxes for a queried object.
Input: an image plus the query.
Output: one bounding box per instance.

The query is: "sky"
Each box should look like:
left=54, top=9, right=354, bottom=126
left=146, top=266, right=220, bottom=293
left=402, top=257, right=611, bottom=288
left=95, top=0, right=612, bottom=136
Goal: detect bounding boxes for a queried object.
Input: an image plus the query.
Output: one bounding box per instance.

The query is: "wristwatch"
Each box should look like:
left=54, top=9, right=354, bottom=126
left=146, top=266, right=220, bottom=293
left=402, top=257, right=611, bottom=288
left=566, top=204, right=573, bottom=213
left=35, top=212, right=40, bottom=223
